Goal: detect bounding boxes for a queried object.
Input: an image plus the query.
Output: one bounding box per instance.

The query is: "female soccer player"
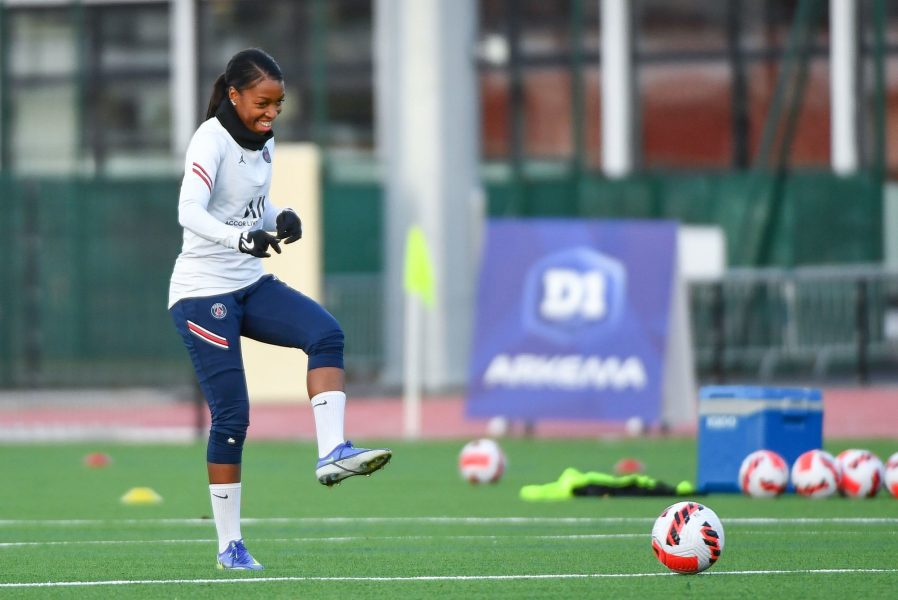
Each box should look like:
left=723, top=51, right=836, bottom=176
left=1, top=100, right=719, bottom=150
left=168, top=48, right=391, bottom=571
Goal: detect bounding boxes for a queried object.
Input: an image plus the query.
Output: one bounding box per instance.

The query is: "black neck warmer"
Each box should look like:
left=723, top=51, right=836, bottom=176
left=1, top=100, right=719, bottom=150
left=215, top=98, right=274, bottom=151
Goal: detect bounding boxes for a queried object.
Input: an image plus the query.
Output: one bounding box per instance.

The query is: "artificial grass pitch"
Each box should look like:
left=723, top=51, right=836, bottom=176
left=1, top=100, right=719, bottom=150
left=1, top=438, right=897, bottom=599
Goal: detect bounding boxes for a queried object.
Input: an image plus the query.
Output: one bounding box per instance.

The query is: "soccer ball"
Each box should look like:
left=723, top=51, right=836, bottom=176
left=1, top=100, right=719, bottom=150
left=836, top=449, right=884, bottom=498
left=738, top=449, right=789, bottom=498
left=651, top=501, right=724, bottom=574
left=458, top=438, right=506, bottom=484
left=791, top=449, right=840, bottom=498
left=486, top=416, right=509, bottom=437
left=885, top=452, right=898, bottom=498
left=624, top=416, right=646, bottom=437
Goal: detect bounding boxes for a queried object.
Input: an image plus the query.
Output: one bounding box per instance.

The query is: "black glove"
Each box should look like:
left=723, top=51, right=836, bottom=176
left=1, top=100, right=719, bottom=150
left=238, top=230, right=281, bottom=258
left=276, top=208, right=302, bottom=244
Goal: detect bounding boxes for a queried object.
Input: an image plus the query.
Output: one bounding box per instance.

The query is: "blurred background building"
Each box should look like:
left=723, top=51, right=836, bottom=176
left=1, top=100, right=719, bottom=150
left=1, top=0, right=898, bottom=396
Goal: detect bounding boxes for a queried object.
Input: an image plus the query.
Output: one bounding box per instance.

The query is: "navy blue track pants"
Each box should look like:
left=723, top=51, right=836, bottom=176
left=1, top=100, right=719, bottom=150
left=170, top=275, right=344, bottom=463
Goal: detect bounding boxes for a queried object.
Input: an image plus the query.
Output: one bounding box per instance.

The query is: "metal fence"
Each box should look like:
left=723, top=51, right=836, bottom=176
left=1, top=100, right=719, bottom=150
left=323, top=273, right=384, bottom=383
left=690, top=265, right=898, bottom=383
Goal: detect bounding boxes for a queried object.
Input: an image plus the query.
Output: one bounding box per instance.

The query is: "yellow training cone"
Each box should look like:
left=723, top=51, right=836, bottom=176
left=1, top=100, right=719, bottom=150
left=120, top=487, right=163, bottom=505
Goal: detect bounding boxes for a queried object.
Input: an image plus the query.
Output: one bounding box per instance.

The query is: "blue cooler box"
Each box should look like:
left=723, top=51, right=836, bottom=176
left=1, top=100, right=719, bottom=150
left=697, top=386, right=823, bottom=493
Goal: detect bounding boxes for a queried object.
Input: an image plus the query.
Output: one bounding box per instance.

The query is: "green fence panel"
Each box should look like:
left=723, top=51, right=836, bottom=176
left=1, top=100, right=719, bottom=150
left=575, top=171, right=881, bottom=267
left=436, top=168, right=877, bottom=265
left=2, top=177, right=189, bottom=388
left=577, top=175, right=661, bottom=218
left=321, top=178, right=382, bottom=274
left=521, top=177, right=580, bottom=216
left=787, top=173, right=882, bottom=264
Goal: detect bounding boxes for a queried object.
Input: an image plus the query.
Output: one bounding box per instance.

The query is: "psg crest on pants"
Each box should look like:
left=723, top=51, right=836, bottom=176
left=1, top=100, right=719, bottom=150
left=211, top=303, right=227, bottom=319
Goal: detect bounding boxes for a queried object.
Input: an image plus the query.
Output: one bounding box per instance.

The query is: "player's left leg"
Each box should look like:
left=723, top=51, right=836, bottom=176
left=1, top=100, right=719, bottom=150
left=241, top=276, right=392, bottom=485
left=170, top=294, right=263, bottom=570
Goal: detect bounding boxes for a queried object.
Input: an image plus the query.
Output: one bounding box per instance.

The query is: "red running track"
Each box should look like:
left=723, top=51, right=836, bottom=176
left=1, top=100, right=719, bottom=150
left=0, top=386, right=895, bottom=441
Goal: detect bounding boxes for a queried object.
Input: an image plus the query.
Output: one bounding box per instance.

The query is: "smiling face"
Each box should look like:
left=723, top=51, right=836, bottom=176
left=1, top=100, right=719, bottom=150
left=228, top=77, right=285, bottom=135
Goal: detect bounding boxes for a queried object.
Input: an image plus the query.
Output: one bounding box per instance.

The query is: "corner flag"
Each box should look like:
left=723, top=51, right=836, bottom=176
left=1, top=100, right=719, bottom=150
left=403, top=225, right=435, bottom=308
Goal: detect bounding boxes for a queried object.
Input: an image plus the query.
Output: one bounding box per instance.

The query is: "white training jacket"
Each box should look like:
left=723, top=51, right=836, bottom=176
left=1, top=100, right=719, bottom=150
left=168, top=116, right=280, bottom=308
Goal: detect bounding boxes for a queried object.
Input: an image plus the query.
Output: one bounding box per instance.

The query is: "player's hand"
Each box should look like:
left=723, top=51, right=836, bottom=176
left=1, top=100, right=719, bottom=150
left=238, top=230, right=281, bottom=258
left=276, top=208, right=302, bottom=244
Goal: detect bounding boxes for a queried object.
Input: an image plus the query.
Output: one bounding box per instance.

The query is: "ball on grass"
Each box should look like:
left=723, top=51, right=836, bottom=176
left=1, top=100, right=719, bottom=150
left=738, top=449, right=788, bottom=498
left=486, top=416, right=509, bottom=438
left=624, top=416, right=645, bottom=437
left=458, top=439, right=506, bottom=484
left=651, top=501, right=725, bottom=574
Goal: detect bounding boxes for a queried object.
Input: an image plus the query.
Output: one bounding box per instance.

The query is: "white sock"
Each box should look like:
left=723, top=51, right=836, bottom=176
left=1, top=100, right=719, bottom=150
left=209, top=483, right=242, bottom=553
left=311, top=390, right=346, bottom=458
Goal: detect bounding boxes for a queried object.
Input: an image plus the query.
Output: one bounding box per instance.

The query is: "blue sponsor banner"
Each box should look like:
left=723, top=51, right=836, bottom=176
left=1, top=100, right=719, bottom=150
left=465, top=219, right=678, bottom=423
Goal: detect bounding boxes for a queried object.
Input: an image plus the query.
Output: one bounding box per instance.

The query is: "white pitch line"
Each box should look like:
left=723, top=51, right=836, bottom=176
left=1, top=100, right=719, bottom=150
left=0, top=533, right=645, bottom=549
left=728, top=517, right=898, bottom=525
left=0, top=517, right=618, bottom=527
left=1, top=516, right=896, bottom=527
left=3, top=528, right=894, bottom=550
left=0, top=539, right=214, bottom=548
left=1, top=568, right=897, bottom=589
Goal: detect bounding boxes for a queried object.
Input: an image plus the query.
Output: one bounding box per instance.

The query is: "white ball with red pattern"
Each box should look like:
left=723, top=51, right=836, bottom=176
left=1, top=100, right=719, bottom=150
left=790, top=449, right=840, bottom=498
left=836, top=449, right=884, bottom=498
left=651, top=501, right=725, bottom=574
left=738, top=450, right=789, bottom=498
left=883, top=452, right=898, bottom=498
left=458, top=439, right=506, bottom=484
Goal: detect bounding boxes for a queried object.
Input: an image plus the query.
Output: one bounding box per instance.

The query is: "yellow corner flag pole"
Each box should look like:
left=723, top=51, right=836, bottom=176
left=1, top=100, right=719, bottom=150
left=403, top=225, right=435, bottom=439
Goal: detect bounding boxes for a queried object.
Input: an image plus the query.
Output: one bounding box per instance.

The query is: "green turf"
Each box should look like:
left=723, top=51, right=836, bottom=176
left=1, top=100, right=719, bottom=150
left=2, top=437, right=897, bottom=598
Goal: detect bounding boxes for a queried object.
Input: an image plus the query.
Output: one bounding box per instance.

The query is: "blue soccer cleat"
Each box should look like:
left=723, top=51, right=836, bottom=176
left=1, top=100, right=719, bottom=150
left=217, top=539, right=264, bottom=571
left=316, top=440, right=392, bottom=486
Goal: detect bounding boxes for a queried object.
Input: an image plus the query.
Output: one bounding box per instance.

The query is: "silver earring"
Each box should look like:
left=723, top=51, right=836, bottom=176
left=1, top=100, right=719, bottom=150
left=231, top=99, right=236, bottom=106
